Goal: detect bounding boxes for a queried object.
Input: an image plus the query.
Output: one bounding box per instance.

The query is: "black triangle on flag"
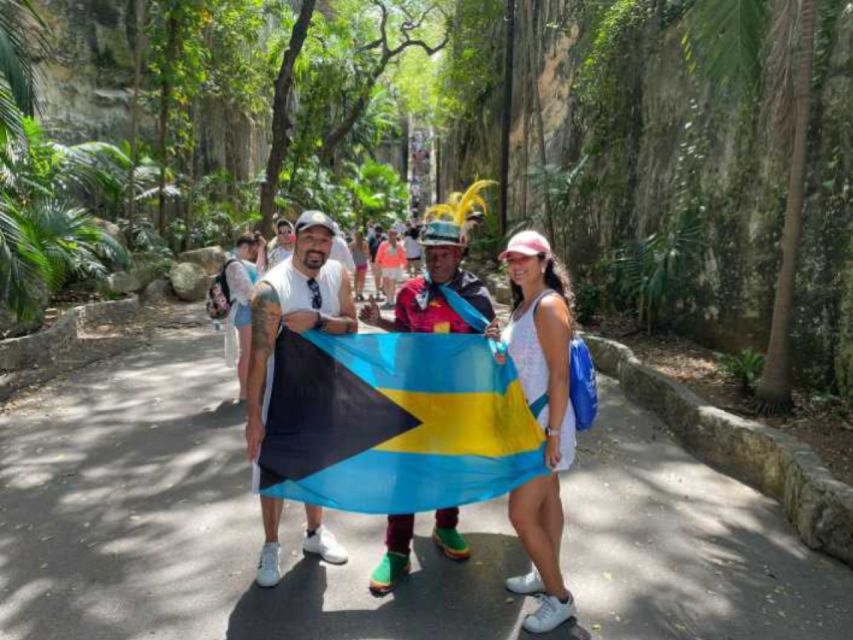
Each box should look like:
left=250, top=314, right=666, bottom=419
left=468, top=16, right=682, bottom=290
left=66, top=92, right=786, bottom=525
left=258, top=329, right=422, bottom=488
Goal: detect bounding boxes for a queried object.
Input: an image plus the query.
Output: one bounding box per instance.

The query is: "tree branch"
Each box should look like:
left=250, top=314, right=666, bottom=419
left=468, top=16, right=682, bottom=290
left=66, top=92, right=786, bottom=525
left=319, top=0, right=447, bottom=162
left=258, top=0, right=316, bottom=231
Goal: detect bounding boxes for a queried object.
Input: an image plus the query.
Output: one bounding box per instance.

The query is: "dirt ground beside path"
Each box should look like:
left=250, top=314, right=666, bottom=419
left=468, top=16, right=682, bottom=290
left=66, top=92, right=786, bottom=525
left=610, top=330, right=853, bottom=486
left=1, top=310, right=852, bottom=640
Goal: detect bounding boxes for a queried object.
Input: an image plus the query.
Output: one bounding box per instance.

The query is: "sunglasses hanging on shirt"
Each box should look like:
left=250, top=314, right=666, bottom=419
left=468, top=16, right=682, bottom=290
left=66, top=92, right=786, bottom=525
left=307, top=278, right=322, bottom=310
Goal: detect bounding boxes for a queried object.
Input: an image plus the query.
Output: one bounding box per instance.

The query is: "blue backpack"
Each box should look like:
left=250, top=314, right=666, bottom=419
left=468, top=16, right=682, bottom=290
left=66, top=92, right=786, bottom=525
left=526, top=336, right=598, bottom=431
left=438, top=282, right=598, bottom=431
left=569, top=337, right=598, bottom=430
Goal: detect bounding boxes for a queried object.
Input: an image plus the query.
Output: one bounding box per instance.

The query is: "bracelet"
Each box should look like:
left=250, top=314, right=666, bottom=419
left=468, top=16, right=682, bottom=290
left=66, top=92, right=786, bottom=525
left=313, top=311, right=323, bottom=330
left=545, top=426, right=561, bottom=438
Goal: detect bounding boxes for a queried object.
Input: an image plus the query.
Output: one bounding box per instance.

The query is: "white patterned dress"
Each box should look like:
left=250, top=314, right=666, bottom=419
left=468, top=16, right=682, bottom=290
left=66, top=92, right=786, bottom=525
left=501, top=290, right=576, bottom=472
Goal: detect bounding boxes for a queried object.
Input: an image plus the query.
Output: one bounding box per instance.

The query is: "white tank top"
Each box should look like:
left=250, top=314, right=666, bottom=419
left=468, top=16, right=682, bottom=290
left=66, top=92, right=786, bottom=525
left=260, top=256, right=343, bottom=316
left=502, top=289, right=576, bottom=471
left=258, top=257, right=344, bottom=425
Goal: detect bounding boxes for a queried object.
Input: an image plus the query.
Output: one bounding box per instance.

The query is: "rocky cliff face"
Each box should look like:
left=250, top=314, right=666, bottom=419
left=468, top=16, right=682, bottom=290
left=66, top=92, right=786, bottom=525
left=440, top=0, right=853, bottom=396
left=34, top=0, right=138, bottom=143
left=32, top=0, right=268, bottom=180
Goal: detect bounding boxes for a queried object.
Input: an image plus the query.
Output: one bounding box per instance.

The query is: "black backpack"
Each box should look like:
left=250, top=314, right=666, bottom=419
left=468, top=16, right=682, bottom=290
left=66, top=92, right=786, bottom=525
left=206, top=258, right=239, bottom=320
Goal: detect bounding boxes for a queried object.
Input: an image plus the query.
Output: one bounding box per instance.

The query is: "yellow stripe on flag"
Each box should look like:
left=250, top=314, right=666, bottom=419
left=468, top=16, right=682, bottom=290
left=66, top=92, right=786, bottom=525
left=375, top=381, right=545, bottom=457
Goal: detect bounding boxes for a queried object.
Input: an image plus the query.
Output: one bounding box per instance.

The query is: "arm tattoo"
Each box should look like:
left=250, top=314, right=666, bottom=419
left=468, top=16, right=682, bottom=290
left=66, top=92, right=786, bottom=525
left=247, top=283, right=282, bottom=414
left=251, top=283, right=281, bottom=352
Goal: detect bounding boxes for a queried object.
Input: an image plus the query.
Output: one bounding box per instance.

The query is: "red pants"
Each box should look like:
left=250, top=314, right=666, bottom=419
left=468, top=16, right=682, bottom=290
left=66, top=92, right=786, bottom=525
left=385, top=508, right=459, bottom=555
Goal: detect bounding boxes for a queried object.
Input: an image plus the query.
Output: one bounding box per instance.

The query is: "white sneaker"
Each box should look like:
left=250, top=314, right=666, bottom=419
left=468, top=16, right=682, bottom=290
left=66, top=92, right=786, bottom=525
left=302, top=525, right=348, bottom=564
left=522, top=593, right=577, bottom=634
left=506, top=569, right=545, bottom=595
left=256, top=542, right=281, bottom=588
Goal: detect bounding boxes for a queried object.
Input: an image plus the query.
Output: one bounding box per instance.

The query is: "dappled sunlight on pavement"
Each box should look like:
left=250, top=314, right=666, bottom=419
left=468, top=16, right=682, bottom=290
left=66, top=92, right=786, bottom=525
left=0, top=318, right=851, bottom=639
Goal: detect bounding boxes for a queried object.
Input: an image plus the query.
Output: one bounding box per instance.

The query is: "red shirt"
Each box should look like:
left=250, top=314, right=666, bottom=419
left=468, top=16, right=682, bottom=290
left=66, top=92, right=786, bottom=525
left=395, top=277, right=476, bottom=334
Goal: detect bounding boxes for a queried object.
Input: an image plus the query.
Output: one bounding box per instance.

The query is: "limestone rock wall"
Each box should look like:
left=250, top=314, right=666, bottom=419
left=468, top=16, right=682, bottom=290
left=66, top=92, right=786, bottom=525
left=440, top=0, right=853, bottom=395
left=32, top=0, right=268, bottom=180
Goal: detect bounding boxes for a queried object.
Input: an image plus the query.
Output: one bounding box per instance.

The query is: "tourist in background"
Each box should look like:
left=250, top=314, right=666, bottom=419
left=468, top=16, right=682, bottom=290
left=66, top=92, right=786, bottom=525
left=224, top=233, right=261, bottom=401
left=350, top=229, right=369, bottom=301
left=368, top=223, right=386, bottom=300
left=375, top=228, right=407, bottom=308
left=330, top=222, right=356, bottom=273
left=403, top=222, right=422, bottom=278
left=268, top=219, right=294, bottom=269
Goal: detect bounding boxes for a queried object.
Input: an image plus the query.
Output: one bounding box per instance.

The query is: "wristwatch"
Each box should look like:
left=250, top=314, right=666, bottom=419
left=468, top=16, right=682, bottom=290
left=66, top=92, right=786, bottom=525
left=313, top=311, right=324, bottom=330
left=545, top=426, right=560, bottom=438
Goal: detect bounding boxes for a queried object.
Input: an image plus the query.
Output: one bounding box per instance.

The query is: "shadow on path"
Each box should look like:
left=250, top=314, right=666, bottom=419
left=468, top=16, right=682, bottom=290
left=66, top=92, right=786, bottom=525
left=226, top=533, right=590, bottom=640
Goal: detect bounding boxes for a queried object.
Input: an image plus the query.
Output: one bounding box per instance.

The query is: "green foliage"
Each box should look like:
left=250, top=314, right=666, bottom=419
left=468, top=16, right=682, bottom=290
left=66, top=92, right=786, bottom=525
left=147, top=0, right=212, bottom=161
left=718, top=347, right=766, bottom=392
left=279, top=156, right=351, bottom=221
left=434, top=0, right=503, bottom=123
left=275, top=6, right=407, bottom=186
left=0, top=117, right=129, bottom=320
left=124, top=220, right=172, bottom=257
left=344, top=158, right=408, bottom=229
left=575, top=283, right=601, bottom=325
left=682, top=0, right=771, bottom=100
left=0, top=0, right=48, bottom=140
left=11, top=198, right=126, bottom=286
left=206, top=0, right=270, bottom=117
left=611, top=207, right=705, bottom=333
left=521, top=155, right=591, bottom=259
left=392, top=45, right=442, bottom=120
left=184, top=170, right=262, bottom=247
left=577, top=0, right=652, bottom=141
left=467, top=204, right=502, bottom=261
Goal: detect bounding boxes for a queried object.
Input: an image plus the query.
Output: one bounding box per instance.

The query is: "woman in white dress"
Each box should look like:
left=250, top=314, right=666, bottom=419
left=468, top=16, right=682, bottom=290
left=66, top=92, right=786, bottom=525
left=491, top=230, right=577, bottom=634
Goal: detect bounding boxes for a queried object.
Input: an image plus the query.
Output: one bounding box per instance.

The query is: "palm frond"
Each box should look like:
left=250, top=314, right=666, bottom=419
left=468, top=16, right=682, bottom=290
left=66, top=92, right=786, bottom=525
left=683, top=0, right=771, bottom=99
left=0, top=197, right=48, bottom=321
left=0, top=78, right=23, bottom=142
left=0, top=0, right=49, bottom=115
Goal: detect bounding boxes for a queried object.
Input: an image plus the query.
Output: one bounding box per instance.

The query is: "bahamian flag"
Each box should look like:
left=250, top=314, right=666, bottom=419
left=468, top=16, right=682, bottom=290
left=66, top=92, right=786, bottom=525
left=255, top=329, right=548, bottom=514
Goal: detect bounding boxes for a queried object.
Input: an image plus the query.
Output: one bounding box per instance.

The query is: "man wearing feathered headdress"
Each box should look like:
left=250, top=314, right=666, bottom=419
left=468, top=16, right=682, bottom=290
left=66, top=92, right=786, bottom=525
left=359, top=180, right=498, bottom=594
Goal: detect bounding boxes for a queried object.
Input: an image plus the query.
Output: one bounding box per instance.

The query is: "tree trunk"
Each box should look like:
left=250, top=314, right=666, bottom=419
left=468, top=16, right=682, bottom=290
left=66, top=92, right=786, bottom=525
left=157, top=13, right=180, bottom=238
left=319, top=62, right=386, bottom=164
left=519, top=27, right=531, bottom=221
left=183, top=146, right=194, bottom=252
left=259, top=0, right=316, bottom=233
left=755, top=0, right=816, bottom=414
left=524, top=0, right=555, bottom=244
left=401, top=115, right=409, bottom=183
left=127, top=0, right=145, bottom=247
left=498, top=0, right=516, bottom=238
left=434, top=132, right=441, bottom=204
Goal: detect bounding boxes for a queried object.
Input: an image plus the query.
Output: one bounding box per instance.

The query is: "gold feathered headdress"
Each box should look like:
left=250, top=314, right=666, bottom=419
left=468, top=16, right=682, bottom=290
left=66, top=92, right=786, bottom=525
left=424, top=180, right=497, bottom=226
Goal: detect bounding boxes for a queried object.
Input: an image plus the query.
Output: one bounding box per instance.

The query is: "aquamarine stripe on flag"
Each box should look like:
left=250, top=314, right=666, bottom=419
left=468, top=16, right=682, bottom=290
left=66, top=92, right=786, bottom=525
left=259, top=446, right=549, bottom=515
left=303, top=331, right=517, bottom=393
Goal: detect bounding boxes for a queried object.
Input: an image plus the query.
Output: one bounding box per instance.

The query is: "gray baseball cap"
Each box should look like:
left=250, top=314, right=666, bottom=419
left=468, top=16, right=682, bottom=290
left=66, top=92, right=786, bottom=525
left=295, top=210, right=337, bottom=235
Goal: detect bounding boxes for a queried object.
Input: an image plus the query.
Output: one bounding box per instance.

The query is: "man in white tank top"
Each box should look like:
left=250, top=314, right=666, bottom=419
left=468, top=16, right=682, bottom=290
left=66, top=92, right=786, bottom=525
left=245, top=210, right=358, bottom=588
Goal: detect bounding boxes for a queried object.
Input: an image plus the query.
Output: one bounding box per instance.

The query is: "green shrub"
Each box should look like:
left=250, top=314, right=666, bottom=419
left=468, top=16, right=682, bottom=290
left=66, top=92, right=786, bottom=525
left=719, top=348, right=766, bottom=392
left=575, top=283, right=600, bottom=325
left=611, top=207, right=705, bottom=333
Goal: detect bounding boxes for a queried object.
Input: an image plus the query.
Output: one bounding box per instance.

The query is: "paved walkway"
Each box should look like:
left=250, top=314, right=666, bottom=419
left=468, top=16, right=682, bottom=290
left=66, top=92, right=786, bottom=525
left=1, top=303, right=852, bottom=640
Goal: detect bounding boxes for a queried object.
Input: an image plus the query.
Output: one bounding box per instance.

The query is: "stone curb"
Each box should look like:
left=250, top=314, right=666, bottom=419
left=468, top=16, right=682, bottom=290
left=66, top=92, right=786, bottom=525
left=584, top=334, right=853, bottom=568
left=0, top=296, right=140, bottom=373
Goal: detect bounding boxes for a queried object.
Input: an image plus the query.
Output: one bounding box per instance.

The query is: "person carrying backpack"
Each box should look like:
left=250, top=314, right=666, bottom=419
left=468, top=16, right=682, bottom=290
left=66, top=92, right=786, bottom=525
left=223, top=233, right=261, bottom=401
left=486, top=230, right=579, bottom=634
